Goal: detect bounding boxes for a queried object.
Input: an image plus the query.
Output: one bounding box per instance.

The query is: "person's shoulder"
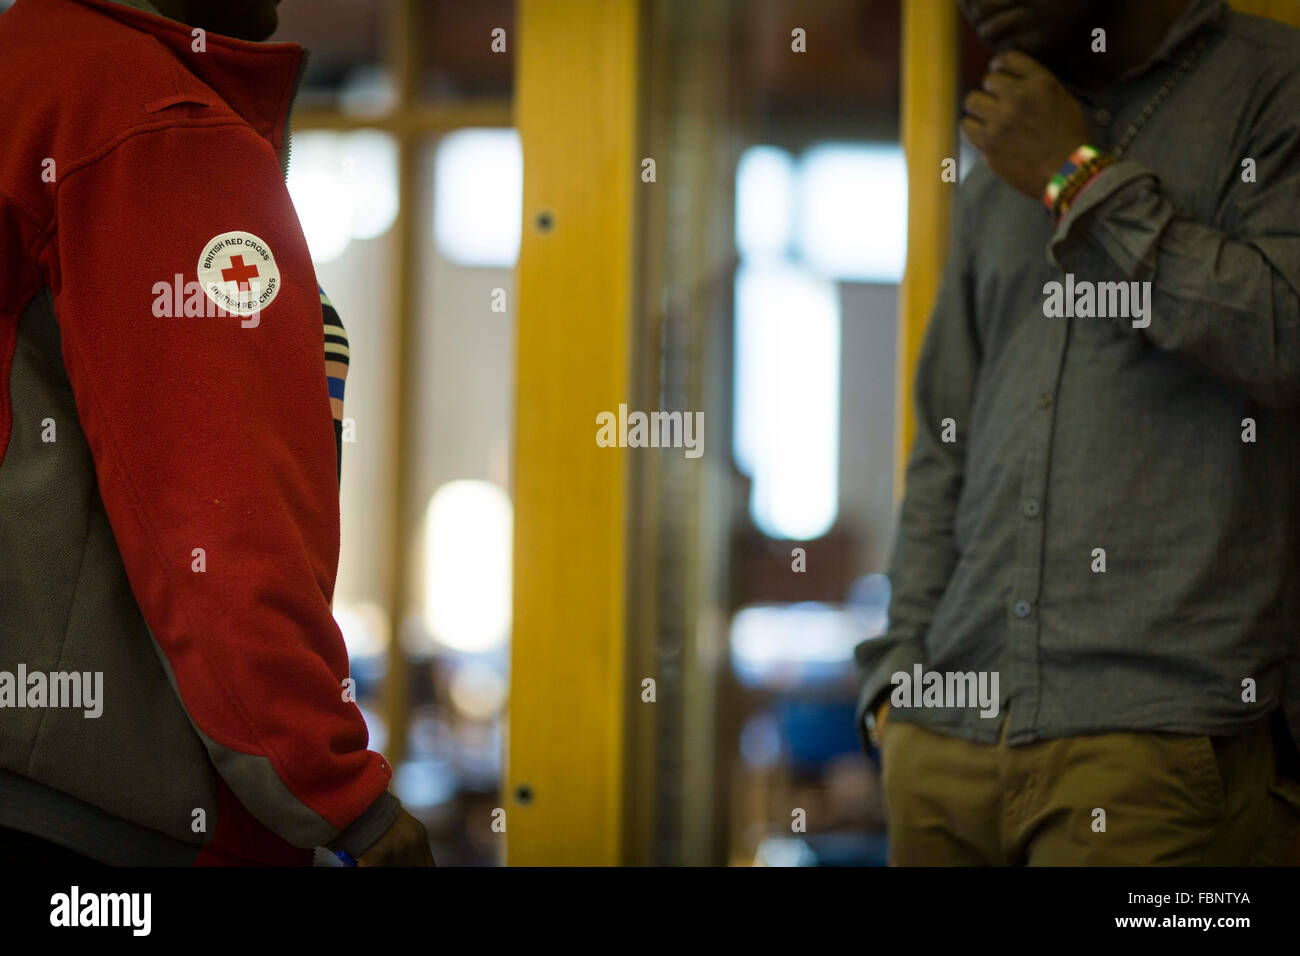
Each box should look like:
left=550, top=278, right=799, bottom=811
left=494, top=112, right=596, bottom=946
left=1, top=0, right=178, bottom=91
left=0, top=0, right=219, bottom=154
left=1222, top=7, right=1300, bottom=47
left=1220, top=9, right=1300, bottom=76
left=1217, top=10, right=1300, bottom=124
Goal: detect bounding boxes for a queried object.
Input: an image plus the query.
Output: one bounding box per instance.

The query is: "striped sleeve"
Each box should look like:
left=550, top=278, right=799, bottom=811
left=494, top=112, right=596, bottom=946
left=320, top=286, right=349, bottom=483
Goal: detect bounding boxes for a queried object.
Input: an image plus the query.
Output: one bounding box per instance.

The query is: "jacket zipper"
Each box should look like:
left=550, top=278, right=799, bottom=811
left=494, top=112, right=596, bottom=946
left=282, top=47, right=311, bottom=180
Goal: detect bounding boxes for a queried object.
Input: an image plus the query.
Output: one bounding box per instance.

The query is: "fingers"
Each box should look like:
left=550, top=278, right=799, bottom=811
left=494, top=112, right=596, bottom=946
left=962, top=87, right=997, bottom=149
left=960, top=116, right=986, bottom=149
left=963, top=88, right=999, bottom=121
left=981, top=70, right=1016, bottom=97
left=988, top=49, right=1042, bottom=76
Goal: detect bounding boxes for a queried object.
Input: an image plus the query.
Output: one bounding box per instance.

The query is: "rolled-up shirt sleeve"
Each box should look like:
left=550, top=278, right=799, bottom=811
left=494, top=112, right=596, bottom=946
left=1047, top=95, right=1300, bottom=409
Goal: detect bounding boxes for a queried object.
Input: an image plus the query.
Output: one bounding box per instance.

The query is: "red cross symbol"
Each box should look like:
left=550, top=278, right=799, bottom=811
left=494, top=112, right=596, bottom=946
left=221, top=255, right=260, bottom=292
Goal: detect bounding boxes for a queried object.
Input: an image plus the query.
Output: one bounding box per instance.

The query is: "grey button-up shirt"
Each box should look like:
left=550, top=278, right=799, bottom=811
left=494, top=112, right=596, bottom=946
left=856, top=0, right=1300, bottom=749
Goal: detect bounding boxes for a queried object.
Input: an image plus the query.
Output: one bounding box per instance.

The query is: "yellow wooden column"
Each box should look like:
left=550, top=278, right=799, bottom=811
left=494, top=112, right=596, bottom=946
left=896, top=0, right=959, bottom=493
left=507, top=0, right=642, bottom=866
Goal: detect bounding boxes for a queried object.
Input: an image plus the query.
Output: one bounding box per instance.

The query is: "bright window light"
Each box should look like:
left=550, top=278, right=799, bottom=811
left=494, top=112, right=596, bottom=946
left=339, top=66, right=399, bottom=117
left=333, top=600, right=390, bottom=660
left=423, top=480, right=513, bottom=653
left=448, top=661, right=508, bottom=721
left=344, top=131, right=400, bottom=240
left=735, top=146, right=796, bottom=261
left=287, top=131, right=399, bottom=264
left=434, top=129, right=522, bottom=267
left=795, top=143, right=907, bottom=282
left=734, top=264, right=840, bottom=540
left=730, top=603, right=863, bottom=688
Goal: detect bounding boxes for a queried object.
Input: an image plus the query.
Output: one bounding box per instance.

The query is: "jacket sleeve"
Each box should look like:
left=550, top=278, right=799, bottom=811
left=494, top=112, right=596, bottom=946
left=1048, top=90, right=1300, bottom=409
left=45, top=117, right=393, bottom=849
left=854, top=182, right=981, bottom=747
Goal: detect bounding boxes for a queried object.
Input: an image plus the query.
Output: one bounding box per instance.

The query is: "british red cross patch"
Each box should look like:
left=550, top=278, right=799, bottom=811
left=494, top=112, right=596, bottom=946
left=196, top=230, right=282, bottom=318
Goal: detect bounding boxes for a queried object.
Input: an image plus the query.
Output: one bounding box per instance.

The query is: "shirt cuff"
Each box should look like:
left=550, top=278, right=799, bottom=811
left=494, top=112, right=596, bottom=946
left=853, top=636, right=926, bottom=756
left=1046, top=159, right=1170, bottom=279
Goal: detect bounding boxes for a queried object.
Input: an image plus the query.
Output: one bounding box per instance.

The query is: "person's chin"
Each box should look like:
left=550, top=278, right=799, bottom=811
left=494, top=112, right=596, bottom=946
left=247, top=7, right=279, bottom=41
left=974, top=8, right=1050, bottom=55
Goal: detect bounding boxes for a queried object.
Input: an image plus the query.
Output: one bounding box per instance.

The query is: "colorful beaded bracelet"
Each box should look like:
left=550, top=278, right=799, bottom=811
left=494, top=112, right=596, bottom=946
left=1055, top=159, right=1113, bottom=220
left=1043, top=144, right=1114, bottom=219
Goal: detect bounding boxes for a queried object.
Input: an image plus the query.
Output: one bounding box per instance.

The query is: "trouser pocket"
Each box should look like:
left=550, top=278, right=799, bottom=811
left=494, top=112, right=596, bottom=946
left=1247, top=777, right=1300, bottom=865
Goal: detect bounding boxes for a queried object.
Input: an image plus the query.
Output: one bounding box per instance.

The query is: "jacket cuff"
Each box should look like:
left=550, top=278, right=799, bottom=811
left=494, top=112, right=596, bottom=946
left=853, top=636, right=925, bottom=758
left=326, top=790, right=402, bottom=859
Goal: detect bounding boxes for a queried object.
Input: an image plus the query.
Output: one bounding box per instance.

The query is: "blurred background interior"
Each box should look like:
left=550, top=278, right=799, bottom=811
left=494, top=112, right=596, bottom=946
left=262, top=0, right=992, bottom=866
left=7, top=0, right=1292, bottom=865
left=219, top=0, right=1300, bottom=867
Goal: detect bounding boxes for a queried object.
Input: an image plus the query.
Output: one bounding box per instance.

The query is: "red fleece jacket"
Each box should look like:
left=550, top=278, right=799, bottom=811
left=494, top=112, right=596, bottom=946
left=0, top=0, right=394, bottom=863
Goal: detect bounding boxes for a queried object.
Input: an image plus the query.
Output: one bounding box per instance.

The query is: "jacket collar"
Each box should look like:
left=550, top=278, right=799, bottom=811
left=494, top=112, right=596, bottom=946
left=71, top=0, right=306, bottom=159
left=103, top=0, right=162, bottom=15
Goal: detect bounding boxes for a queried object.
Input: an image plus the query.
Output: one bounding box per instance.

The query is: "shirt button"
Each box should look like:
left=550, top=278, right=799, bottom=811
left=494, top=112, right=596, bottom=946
left=1023, top=498, right=1041, bottom=518
left=1013, top=599, right=1032, bottom=619
left=1037, top=393, right=1052, bottom=409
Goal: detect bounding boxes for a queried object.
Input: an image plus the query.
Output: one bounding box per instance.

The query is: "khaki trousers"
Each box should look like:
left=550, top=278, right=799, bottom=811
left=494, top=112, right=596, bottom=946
left=881, top=716, right=1300, bottom=865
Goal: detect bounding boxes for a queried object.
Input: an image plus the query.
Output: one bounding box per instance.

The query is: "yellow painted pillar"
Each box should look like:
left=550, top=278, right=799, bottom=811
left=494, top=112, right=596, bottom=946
left=896, top=0, right=959, bottom=493
left=507, top=0, right=642, bottom=865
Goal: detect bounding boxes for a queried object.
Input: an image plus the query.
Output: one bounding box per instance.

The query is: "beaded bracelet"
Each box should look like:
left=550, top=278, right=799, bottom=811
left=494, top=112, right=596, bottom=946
left=1055, top=161, right=1112, bottom=221
left=1042, top=145, right=1115, bottom=219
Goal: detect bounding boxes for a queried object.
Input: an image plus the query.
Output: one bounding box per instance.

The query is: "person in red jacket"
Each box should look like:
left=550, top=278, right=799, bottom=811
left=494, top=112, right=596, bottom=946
left=0, top=0, right=432, bottom=866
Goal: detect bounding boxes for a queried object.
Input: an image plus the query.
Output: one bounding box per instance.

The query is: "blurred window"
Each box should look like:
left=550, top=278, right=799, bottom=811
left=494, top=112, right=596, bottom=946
left=734, top=264, right=841, bottom=540
left=423, top=480, right=513, bottom=654
left=288, top=131, right=400, bottom=264
left=433, top=129, right=522, bottom=267
left=795, top=143, right=907, bottom=283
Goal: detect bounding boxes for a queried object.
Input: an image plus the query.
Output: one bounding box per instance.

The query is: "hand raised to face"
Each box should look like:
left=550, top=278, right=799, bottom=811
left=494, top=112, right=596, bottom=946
left=961, top=51, right=1092, bottom=200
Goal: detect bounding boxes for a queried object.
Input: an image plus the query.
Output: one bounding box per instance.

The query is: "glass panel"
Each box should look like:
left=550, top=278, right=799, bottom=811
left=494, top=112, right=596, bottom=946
left=366, top=133, right=520, bottom=865
left=286, top=130, right=401, bottom=756
left=629, top=0, right=906, bottom=865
